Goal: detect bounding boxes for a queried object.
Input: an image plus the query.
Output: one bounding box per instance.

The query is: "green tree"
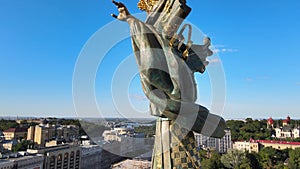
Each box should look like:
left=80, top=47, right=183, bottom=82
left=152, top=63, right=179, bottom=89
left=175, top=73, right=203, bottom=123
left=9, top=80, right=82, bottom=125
left=246, top=152, right=261, bottom=169
left=245, top=118, right=253, bottom=124
left=226, top=120, right=245, bottom=141
left=221, top=149, right=246, bottom=169
left=258, top=147, right=287, bottom=169
left=288, top=148, right=300, bottom=169
left=239, top=158, right=252, bottom=169
left=0, top=119, right=18, bottom=131
left=226, top=119, right=281, bottom=141
left=201, top=150, right=225, bottom=169
left=274, top=162, right=285, bottom=169
left=12, top=140, right=33, bottom=152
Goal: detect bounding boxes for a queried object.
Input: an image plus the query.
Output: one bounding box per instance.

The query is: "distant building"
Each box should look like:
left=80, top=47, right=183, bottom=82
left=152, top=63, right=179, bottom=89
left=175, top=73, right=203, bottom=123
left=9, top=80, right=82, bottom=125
left=258, top=140, right=300, bottom=150
left=1, top=140, right=18, bottom=151
left=102, top=127, right=148, bottom=157
left=233, top=140, right=300, bottom=152
left=275, top=127, right=300, bottom=139
left=45, top=140, right=67, bottom=147
left=267, top=117, right=274, bottom=129
left=195, top=134, right=218, bottom=151
left=27, top=126, right=35, bottom=141
left=194, top=128, right=232, bottom=153
left=3, top=128, right=27, bottom=140
left=103, top=126, right=134, bottom=141
left=27, top=125, right=56, bottom=146
left=219, top=129, right=232, bottom=153
left=16, top=119, right=44, bottom=125
left=27, top=124, right=79, bottom=147
left=233, top=140, right=260, bottom=153
left=56, top=125, right=79, bottom=141
left=270, top=116, right=300, bottom=139
left=283, top=116, right=291, bottom=126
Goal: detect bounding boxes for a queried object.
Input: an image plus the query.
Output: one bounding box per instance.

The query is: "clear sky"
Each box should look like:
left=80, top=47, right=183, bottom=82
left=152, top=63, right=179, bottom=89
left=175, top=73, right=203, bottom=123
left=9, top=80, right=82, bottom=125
left=0, top=0, right=299, bottom=119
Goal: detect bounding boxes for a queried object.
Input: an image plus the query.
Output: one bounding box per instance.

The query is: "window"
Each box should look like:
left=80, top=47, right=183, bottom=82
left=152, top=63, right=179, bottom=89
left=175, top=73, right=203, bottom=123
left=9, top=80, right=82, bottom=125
left=75, top=150, right=80, bottom=169
left=57, top=154, right=62, bottom=169
left=63, top=153, right=69, bottom=169
left=70, top=152, right=74, bottom=169
left=50, top=156, right=55, bottom=169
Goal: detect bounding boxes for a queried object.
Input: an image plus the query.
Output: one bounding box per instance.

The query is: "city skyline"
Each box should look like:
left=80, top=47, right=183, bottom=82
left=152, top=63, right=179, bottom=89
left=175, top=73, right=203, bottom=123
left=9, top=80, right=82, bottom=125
left=0, top=0, right=300, bottom=119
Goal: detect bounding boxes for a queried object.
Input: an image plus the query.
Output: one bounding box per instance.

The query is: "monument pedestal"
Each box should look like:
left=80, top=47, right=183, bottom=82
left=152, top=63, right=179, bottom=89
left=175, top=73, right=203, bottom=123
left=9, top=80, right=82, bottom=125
left=151, top=118, right=201, bottom=169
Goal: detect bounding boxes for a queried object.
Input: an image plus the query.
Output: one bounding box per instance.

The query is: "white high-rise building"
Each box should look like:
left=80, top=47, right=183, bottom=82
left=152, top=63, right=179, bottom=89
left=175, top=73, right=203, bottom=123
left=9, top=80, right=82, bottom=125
left=194, top=128, right=232, bottom=153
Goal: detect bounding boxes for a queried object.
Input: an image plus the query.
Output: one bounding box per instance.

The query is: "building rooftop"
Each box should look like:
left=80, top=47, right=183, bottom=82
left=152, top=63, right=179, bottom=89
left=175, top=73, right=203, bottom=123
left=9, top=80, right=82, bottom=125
left=257, top=140, right=300, bottom=146
left=238, top=139, right=300, bottom=146
left=3, top=128, right=27, bottom=133
left=8, top=154, right=44, bottom=162
left=267, top=117, right=274, bottom=124
left=27, top=144, right=80, bottom=154
left=281, top=126, right=293, bottom=132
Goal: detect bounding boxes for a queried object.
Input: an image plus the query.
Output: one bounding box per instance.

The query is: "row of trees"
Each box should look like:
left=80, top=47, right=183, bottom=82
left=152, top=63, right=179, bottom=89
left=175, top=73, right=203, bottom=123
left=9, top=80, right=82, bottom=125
left=0, top=118, right=82, bottom=131
left=0, top=119, right=18, bottom=131
left=0, top=118, right=103, bottom=137
left=226, top=118, right=271, bottom=141
left=201, top=147, right=300, bottom=169
left=12, top=140, right=34, bottom=152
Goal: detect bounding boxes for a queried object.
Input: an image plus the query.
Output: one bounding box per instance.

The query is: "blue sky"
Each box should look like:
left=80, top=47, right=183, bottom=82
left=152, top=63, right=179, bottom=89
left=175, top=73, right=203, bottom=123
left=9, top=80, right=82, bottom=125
left=0, top=0, right=299, bottom=119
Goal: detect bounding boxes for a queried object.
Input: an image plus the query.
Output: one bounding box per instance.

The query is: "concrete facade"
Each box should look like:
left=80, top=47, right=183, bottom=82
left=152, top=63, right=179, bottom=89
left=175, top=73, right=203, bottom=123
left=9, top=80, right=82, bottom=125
left=27, top=124, right=79, bottom=147
left=275, top=127, right=300, bottom=139
left=0, top=155, right=44, bottom=169
left=28, top=144, right=81, bottom=169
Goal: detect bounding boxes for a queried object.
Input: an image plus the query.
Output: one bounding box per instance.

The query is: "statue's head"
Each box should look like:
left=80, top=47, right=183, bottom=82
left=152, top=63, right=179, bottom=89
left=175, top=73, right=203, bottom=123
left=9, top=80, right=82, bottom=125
left=138, top=0, right=159, bottom=13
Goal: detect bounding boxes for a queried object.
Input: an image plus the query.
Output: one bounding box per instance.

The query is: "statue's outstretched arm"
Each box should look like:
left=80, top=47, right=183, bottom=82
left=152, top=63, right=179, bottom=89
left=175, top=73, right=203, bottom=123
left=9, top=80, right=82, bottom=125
left=111, top=0, right=134, bottom=22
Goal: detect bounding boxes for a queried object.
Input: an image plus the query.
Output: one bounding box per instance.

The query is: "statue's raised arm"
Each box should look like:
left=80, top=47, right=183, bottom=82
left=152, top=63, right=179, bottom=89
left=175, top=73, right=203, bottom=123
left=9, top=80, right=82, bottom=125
left=111, top=0, right=132, bottom=21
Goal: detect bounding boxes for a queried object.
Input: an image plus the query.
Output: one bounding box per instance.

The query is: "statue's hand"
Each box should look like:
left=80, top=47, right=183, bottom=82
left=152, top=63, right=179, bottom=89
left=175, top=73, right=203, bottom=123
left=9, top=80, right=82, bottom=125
left=111, top=0, right=131, bottom=21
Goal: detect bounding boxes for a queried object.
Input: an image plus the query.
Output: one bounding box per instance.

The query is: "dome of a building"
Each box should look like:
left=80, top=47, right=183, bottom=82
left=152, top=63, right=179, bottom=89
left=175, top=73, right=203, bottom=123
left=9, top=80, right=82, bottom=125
left=287, top=116, right=291, bottom=123
left=267, top=117, right=274, bottom=124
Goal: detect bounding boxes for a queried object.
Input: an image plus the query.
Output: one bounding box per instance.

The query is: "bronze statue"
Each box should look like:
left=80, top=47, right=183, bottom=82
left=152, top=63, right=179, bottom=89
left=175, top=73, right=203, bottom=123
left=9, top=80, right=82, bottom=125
left=112, top=0, right=225, bottom=168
